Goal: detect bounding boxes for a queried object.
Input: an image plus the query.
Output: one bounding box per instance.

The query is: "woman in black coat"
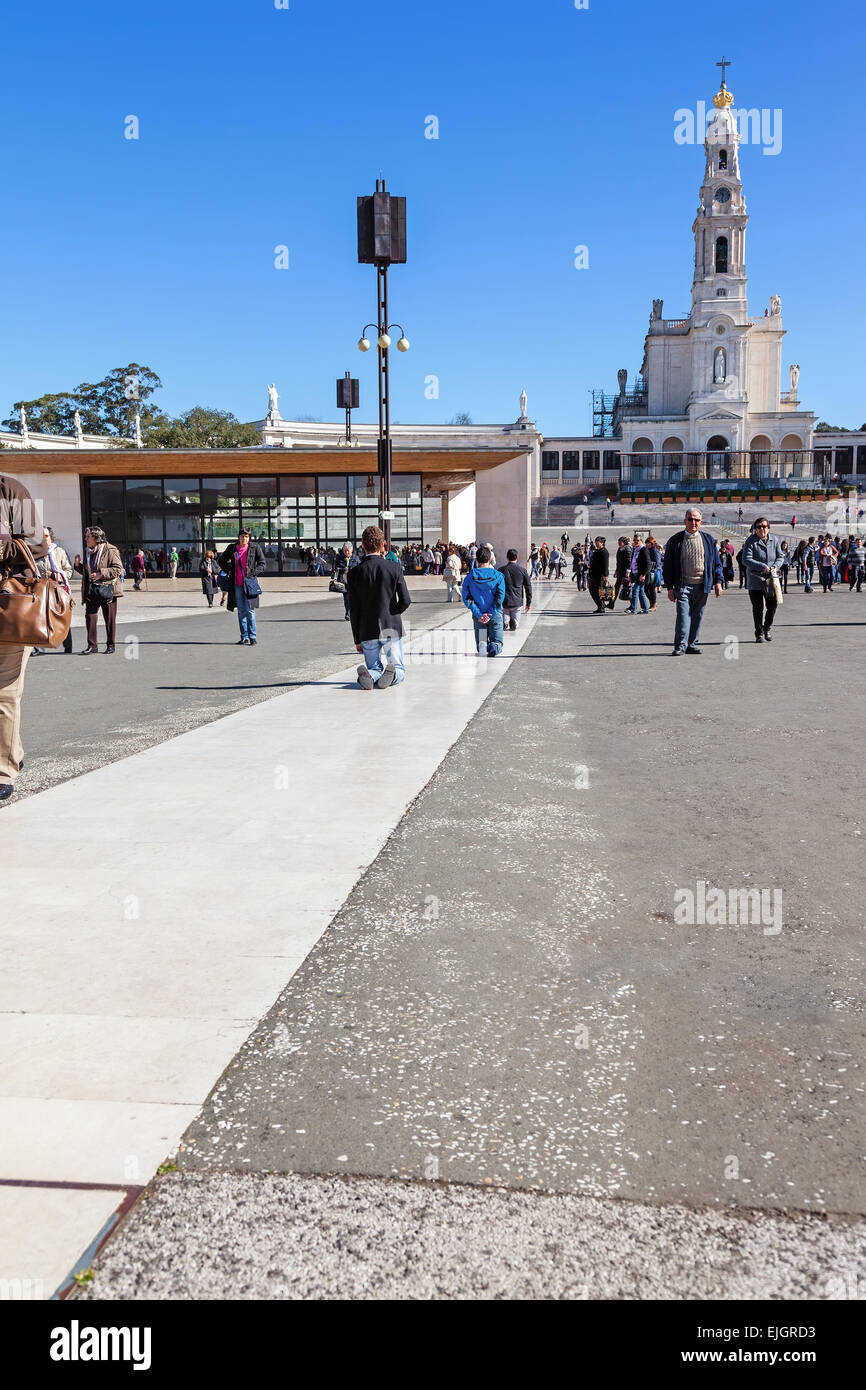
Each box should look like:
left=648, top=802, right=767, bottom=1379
left=218, top=528, right=267, bottom=645
left=199, top=550, right=221, bottom=608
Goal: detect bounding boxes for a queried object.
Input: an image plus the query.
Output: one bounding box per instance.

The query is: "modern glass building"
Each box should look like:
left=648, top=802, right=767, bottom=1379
left=84, top=471, right=424, bottom=574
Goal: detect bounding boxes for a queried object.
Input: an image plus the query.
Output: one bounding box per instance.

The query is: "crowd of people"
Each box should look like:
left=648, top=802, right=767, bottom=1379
left=4, top=460, right=866, bottom=804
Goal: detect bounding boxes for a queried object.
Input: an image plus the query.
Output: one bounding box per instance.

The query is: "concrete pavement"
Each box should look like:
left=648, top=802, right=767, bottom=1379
left=3, top=564, right=864, bottom=1300
left=0, top=587, right=557, bottom=1299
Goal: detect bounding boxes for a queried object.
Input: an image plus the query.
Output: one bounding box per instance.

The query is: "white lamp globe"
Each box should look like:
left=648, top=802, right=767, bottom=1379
left=377, top=333, right=391, bottom=350
left=396, top=336, right=410, bottom=353
left=358, top=336, right=371, bottom=352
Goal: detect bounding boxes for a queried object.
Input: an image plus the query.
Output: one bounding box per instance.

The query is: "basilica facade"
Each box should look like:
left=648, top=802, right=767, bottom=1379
left=541, top=74, right=865, bottom=495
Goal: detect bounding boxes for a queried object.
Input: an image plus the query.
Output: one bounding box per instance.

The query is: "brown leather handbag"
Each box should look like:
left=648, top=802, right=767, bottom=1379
left=0, top=539, right=74, bottom=647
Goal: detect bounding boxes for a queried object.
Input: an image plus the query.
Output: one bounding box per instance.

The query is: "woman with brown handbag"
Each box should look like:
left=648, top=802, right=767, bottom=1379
left=0, top=474, right=50, bottom=806
left=73, top=526, right=124, bottom=654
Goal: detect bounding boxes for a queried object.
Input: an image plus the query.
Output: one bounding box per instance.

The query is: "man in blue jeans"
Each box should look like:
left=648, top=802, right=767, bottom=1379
left=462, top=545, right=506, bottom=656
left=347, top=525, right=411, bottom=689
left=661, top=508, right=724, bottom=655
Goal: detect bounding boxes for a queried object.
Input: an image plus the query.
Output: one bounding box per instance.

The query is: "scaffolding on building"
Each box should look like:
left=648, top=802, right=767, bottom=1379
left=591, top=389, right=617, bottom=438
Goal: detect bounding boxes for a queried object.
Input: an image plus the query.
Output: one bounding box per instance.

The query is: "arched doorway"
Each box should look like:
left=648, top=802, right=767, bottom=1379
left=780, top=433, right=804, bottom=477
left=706, top=434, right=730, bottom=480
left=749, top=433, right=773, bottom=478
left=631, top=436, right=654, bottom=484
left=662, top=436, right=684, bottom=480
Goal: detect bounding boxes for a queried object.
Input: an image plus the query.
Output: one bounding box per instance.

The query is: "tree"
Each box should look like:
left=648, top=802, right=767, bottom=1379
left=145, top=406, right=261, bottom=449
left=449, top=411, right=473, bottom=425
left=3, top=363, right=163, bottom=437
left=815, top=421, right=850, bottom=433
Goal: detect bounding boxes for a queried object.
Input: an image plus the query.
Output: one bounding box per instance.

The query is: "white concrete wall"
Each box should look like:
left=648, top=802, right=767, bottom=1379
left=0, top=468, right=82, bottom=556
left=443, top=481, right=476, bottom=546
left=475, top=453, right=531, bottom=565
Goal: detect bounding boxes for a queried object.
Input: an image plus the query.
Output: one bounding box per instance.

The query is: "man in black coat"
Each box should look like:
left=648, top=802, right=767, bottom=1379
left=611, top=536, right=633, bottom=607
left=587, top=537, right=610, bottom=614
left=347, top=525, right=412, bottom=689
left=218, top=527, right=267, bottom=645
left=498, top=548, right=532, bottom=630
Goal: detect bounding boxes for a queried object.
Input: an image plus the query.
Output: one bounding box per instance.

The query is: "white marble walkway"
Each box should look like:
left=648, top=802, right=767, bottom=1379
left=0, top=590, right=555, bottom=1297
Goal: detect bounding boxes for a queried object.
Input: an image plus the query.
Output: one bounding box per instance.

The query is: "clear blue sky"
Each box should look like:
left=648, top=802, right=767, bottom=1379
left=2, top=0, right=863, bottom=436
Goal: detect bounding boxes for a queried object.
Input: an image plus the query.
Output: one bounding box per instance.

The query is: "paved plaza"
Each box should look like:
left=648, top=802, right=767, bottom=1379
left=1, top=547, right=864, bottom=1300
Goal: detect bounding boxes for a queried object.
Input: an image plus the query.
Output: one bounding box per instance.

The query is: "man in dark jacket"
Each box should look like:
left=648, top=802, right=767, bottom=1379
left=0, top=474, right=48, bottom=805
left=587, top=537, right=610, bottom=614
left=498, top=549, right=532, bottom=630
left=218, top=527, right=267, bottom=645
left=347, top=525, right=411, bottom=689
left=611, top=536, right=633, bottom=607
left=661, top=509, right=724, bottom=655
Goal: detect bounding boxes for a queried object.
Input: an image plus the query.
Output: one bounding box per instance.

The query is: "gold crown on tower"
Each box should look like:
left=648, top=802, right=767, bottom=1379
left=713, top=87, right=734, bottom=108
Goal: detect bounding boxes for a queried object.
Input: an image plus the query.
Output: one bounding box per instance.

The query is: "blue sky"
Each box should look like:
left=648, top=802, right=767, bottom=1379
left=2, top=0, right=863, bottom=436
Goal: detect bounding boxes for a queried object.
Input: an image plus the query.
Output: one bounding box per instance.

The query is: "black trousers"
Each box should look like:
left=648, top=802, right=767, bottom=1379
left=588, top=579, right=605, bottom=612
left=86, top=598, right=117, bottom=647
left=749, top=589, right=777, bottom=634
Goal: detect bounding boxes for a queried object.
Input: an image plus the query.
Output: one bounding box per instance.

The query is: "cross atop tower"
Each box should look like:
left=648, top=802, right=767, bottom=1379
left=716, top=55, right=731, bottom=89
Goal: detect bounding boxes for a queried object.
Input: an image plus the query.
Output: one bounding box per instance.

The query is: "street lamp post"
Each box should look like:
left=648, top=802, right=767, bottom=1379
left=357, top=179, right=408, bottom=550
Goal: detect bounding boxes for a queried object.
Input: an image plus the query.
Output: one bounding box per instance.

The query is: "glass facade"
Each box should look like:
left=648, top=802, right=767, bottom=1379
left=84, top=473, right=423, bottom=575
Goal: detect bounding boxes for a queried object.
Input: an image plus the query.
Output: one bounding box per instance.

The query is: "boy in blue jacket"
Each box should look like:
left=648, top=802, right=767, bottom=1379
left=462, top=545, right=506, bottom=656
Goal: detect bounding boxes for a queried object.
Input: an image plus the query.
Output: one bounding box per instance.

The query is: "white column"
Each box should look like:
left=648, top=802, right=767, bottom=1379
left=475, top=453, right=531, bottom=564
left=443, top=481, right=476, bottom=546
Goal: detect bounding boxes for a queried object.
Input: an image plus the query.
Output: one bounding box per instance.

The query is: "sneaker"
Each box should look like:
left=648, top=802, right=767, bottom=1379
left=105, top=646, right=116, bottom=654
left=0, top=784, right=13, bottom=806
left=237, top=638, right=250, bottom=645
left=755, top=633, right=764, bottom=643
left=376, top=665, right=398, bottom=689
left=80, top=646, right=98, bottom=655
left=249, top=638, right=257, bottom=645
left=357, top=665, right=374, bottom=690
left=686, top=646, right=702, bottom=654
left=671, top=649, right=685, bottom=656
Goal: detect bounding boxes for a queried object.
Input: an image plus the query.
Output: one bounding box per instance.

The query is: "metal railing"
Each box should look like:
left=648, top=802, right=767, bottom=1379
left=619, top=450, right=833, bottom=487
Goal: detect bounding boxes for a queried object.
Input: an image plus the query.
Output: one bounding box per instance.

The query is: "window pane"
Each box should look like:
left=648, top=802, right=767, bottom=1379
left=202, top=478, right=240, bottom=510
left=392, top=474, right=420, bottom=500
left=241, top=476, right=276, bottom=499
left=164, top=479, right=200, bottom=506
left=318, top=475, right=347, bottom=500
left=125, top=478, right=163, bottom=508
left=89, top=479, right=124, bottom=512
left=204, top=512, right=240, bottom=544
left=279, top=475, right=315, bottom=500
left=350, top=474, right=378, bottom=502
left=166, top=518, right=203, bottom=543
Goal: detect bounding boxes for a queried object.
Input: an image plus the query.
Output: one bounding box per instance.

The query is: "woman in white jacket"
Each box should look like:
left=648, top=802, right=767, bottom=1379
left=443, top=545, right=462, bottom=603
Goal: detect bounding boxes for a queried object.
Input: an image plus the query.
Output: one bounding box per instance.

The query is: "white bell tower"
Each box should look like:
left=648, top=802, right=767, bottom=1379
left=691, top=59, right=749, bottom=324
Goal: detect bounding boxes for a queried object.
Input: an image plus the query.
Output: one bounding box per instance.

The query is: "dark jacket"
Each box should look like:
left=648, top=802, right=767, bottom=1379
left=614, top=544, right=633, bottom=578
left=635, top=545, right=655, bottom=581
left=498, top=561, right=532, bottom=609
left=199, top=556, right=221, bottom=595
left=347, top=552, right=411, bottom=643
left=588, top=545, right=609, bottom=581
left=662, top=530, right=724, bottom=593
left=0, top=474, right=48, bottom=574
left=218, top=542, right=267, bottom=611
